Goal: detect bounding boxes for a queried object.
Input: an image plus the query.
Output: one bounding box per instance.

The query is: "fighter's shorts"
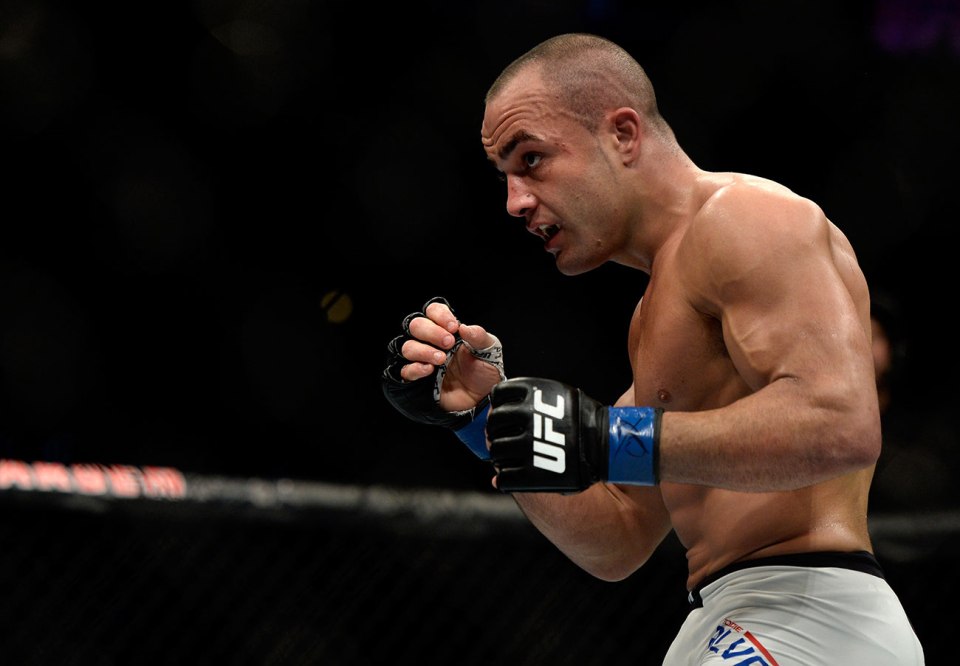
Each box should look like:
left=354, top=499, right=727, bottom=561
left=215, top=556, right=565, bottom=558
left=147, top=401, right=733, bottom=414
left=662, top=551, right=925, bottom=665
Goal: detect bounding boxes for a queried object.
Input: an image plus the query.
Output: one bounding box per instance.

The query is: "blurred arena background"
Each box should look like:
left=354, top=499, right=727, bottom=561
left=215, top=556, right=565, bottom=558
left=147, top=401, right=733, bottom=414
left=1, top=0, right=958, bottom=662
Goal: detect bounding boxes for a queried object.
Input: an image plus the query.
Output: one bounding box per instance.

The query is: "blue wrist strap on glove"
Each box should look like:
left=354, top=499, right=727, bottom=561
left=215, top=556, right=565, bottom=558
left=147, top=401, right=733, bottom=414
left=606, top=406, right=662, bottom=485
left=455, top=403, right=491, bottom=460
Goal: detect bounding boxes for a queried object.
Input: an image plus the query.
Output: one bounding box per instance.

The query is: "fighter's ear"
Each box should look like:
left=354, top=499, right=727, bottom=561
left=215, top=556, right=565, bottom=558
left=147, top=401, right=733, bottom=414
left=608, top=107, right=642, bottom=163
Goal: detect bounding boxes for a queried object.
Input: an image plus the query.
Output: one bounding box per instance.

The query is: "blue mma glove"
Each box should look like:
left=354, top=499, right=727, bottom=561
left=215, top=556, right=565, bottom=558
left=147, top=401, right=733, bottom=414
left=487, top=377, right=662, bottom=492
left=381, top=297, right=505, bottom=459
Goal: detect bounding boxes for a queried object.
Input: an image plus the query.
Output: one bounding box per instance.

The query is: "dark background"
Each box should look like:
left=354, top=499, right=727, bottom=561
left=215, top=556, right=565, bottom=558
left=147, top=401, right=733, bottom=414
left=3, top=0, right=959, bottom=496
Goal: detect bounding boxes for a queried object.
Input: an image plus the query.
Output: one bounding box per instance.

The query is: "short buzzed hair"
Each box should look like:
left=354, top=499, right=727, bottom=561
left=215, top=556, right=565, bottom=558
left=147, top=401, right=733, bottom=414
left=486, top=33, right=667, bottom=134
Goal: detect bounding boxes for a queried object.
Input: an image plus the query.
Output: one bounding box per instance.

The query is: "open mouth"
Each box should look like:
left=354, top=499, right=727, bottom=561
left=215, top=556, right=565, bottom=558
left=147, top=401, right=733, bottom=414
left=538, top=224, right=560, bottom=241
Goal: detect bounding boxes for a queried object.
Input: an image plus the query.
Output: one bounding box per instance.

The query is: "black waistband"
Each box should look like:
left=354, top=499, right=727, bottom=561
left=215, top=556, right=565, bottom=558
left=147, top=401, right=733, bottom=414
left=687, top=550, right=884, bottom=608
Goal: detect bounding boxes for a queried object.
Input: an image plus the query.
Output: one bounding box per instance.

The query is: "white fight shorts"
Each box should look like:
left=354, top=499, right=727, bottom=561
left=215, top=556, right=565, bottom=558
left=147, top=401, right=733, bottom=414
left=662, top=551, right=924, bottom=665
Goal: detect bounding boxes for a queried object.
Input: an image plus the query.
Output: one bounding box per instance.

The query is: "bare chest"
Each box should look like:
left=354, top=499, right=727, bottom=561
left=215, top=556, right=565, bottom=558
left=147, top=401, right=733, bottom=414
left=628, top=285, right=744, bottom=410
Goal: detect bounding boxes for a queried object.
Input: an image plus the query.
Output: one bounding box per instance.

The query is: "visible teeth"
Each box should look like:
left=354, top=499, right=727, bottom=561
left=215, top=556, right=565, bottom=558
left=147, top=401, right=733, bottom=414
left=538, top=224, right=558, bottom=238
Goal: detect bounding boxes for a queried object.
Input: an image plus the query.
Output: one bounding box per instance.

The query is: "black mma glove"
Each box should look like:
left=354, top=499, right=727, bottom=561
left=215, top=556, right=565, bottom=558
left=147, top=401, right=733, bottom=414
left=381, top=297, right=505, bottom=459
left=487, top=377, right=662, bottom=493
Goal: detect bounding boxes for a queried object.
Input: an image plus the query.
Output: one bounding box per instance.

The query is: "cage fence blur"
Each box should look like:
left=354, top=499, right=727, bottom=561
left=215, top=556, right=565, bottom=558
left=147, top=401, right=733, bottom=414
left=0, top=460, right=954, bottom=665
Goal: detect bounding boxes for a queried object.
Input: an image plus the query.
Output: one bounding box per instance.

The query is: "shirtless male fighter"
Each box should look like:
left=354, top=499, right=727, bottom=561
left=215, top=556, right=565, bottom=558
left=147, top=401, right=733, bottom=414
left=382, top=33, right=924, bottom=664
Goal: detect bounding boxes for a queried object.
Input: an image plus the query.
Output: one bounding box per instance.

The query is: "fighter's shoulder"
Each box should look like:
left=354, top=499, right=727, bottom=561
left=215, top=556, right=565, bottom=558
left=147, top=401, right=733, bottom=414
left=676, top=175, right=831, bottom=306
left=689, top=174, right=826, bottom=247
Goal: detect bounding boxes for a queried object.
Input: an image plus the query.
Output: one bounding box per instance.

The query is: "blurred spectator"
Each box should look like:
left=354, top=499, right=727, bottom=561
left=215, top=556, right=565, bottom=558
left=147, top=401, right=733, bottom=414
left=870, top=290, right=905, bottom=416
left=869, top=289, right=959, bottom=512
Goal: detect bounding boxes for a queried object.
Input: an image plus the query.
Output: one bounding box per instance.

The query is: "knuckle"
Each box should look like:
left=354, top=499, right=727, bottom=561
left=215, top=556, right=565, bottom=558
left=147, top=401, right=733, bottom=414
left=424, top=302, right=447, bottom=321
left=407, top=317, right=431, bottom=339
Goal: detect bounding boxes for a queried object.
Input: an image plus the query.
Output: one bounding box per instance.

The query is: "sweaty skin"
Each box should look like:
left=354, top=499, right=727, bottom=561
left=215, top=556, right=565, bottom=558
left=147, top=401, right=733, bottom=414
left=403, top=63, right=880, bottom=591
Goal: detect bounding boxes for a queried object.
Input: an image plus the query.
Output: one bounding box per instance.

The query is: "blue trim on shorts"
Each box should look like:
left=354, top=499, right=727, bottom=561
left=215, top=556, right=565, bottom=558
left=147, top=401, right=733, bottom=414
left=687, top=550, right=884, bottom=609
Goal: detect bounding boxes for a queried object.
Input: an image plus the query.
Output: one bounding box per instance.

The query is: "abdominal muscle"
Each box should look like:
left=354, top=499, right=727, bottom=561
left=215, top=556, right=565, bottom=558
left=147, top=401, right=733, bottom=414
left=658, top=469, right=876, bottom=590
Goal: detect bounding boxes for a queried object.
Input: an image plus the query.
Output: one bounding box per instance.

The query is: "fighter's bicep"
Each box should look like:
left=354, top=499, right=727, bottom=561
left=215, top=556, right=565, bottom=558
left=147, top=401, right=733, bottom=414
left=685, top=195, right=860, bottom=390
left=716, top=233, right=866, bottom=392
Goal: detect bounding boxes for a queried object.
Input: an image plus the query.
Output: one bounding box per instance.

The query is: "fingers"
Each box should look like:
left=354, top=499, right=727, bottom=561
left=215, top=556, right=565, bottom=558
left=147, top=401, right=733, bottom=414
left=390, top=297, right=496, bottom=384
left=401, top=338, right=450, bottom=367
left=388, top=300, right=458, bottom=384
left=404, top=299, right=458, bottom=349
left=407, top=316, right=457, bottom=351
left=423, top=299, right=460, bottom=334
left=399, top=360, right=437, bottom=382
left=458, top=323, right=496, bottom=350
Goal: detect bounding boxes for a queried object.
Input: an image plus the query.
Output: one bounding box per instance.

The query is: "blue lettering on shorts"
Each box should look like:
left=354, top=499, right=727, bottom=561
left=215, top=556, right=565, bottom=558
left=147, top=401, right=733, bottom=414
left=705, top=618, right=780, bottom=666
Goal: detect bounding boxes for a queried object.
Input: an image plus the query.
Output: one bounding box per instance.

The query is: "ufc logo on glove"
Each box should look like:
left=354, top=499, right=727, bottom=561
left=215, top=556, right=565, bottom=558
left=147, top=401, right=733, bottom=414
left=488, top=377, right=661, bottom=493
left=532, top=389, right=567, bottom=474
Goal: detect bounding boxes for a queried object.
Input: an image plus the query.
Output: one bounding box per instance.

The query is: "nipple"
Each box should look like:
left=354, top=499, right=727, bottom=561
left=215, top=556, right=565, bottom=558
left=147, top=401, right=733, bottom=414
left=657, top=388, right=671, bottom=403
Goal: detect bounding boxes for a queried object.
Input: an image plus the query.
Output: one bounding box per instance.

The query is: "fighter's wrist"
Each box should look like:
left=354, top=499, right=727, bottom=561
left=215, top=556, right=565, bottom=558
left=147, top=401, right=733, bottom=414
left=606, top=406, right=662, bottom=485
left=454, top=399, right=491, bottom=460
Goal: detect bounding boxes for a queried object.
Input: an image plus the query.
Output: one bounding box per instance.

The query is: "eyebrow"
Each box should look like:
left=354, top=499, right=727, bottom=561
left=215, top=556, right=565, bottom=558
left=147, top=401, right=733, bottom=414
left=498, top=130, right=541, bottom=161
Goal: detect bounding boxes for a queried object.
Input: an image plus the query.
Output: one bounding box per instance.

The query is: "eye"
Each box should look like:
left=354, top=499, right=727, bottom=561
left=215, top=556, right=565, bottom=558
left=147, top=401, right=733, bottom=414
left=523, top=152, right=542, bottom=169
left=493, top=151, right=542, bottom=183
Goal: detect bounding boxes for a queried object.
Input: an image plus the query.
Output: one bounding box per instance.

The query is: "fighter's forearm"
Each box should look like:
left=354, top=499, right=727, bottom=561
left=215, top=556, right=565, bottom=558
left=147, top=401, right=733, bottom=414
left=657, top=378, right=881, bottom=492
left=510, top=483, right=671, bottom=582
